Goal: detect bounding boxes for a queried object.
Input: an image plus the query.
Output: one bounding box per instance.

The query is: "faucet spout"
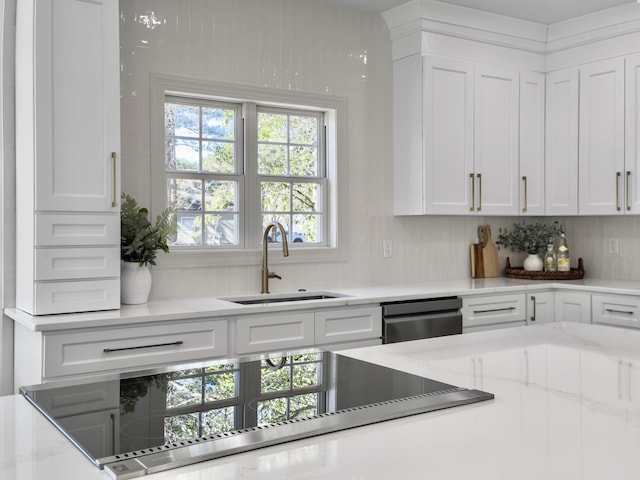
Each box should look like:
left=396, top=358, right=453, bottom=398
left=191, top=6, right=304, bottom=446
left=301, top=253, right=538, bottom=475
left=261, top=221, right=289, bottom=294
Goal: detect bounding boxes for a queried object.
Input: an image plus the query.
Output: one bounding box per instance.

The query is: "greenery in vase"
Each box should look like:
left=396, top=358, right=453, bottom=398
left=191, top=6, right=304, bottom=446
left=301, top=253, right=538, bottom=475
left=495, top=221, right=564, bottom=256
left=121, top=194, right=177, bottom=266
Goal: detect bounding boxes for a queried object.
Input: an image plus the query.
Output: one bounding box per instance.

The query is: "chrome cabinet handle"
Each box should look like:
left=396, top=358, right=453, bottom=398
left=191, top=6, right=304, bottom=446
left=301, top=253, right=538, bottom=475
left=470, top=173, right=476, bottom=212
left=111, top=152, right=118, bottom=208
left=530, top=295, right=536, bottom=322
left=616, top=171, right=621, bottom=211
left=477, top=173, right=482, bottom=212
left=103, top=341, right=184, bottom=353
left=473, top=307, right=516, bottom=314
left=522, top=176, right=527, bottom=213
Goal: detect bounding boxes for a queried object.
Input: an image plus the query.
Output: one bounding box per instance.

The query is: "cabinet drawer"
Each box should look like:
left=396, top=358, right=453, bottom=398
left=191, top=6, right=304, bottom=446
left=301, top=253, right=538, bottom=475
left=315, top=306, right=382, bottom=345
left=462, top=294, right=526, bottom=329
left=43, top=319, right=228, bottom=377
left=236, top=312, right=314, bottom=354
left=35, top=247, right=119, bottom=280
left=592, top=294, right=640, bottom=329
left=35, top=214, right=119, bottom=246
left=34, top=279, right=120, bottom=315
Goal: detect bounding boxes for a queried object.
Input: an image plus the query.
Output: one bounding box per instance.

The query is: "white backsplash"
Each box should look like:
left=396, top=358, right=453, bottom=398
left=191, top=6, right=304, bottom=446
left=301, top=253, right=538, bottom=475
left=117, top=0, right=640, bottom=299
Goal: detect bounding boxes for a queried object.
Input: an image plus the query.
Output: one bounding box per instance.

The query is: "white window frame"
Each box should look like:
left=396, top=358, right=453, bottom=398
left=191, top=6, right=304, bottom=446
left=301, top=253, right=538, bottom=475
left=150, top=73, right=348, bottom=268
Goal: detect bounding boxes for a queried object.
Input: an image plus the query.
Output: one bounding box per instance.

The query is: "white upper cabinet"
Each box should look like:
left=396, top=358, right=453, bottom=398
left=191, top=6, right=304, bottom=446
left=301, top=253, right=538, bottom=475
left=421, top=56, right=474, bottom=215
left=519, top=72, right=545, bottom=215
left=625, top=53, right=640, bottom=213
left=545, top=69, right=579, bottom=215
left=578, top=58, right=625, bottom=215
left=394, top=55, right=520, bottom=216
left=27, top=0, right=121, bottom=212
left=473, top=64, right=520, bottom=215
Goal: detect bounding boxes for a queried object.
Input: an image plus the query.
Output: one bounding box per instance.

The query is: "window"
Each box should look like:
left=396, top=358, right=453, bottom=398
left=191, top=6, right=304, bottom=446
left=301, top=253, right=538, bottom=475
left=150, top=74, right=348, bottom=266
left=163, top=99, right=326, bottom=248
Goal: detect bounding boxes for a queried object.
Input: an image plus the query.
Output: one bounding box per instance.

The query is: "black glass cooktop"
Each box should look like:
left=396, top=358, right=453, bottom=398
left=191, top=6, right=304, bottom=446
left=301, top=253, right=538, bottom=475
left=21, top=350, right=493, bottom=479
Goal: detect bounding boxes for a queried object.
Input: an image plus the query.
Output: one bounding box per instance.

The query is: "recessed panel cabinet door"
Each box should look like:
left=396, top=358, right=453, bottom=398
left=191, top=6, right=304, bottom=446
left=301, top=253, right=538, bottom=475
left=474, top=65, right=519, bottom=215
left=423, top=56, right=474, bottom=214
left=625, top=53, right=640, bottom=214
left=578, top=58, right=625, bottom=215
left=545, top=68, right=579, bottom=215
left=34, top=0, right=120, bottom=211
left=519, top=72, right=545, bottom=215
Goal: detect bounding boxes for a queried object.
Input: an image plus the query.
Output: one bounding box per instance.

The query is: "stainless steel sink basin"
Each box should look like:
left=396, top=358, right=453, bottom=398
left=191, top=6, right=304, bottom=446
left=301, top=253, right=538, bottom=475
left=224, top=292, right=347, bottom=305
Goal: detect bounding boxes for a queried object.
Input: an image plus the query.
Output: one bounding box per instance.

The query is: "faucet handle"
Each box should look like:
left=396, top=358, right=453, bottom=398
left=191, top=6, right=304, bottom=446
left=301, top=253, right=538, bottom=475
left=268, top=272, right=282, bottom=280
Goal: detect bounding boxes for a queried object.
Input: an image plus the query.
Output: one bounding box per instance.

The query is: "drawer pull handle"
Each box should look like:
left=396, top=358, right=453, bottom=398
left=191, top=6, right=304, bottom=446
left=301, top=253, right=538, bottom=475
left=103, top=341, right=184, bottom=353
left=473, top=307, right=516, bottom=314
left=605, top=308, right=635, bottom=315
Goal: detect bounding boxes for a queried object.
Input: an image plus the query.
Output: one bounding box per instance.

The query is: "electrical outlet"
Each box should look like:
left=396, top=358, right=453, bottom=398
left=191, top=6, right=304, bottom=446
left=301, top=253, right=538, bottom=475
left=608, top=237, right=619, bottom=255
left=383, top=239, right=393, bottom=258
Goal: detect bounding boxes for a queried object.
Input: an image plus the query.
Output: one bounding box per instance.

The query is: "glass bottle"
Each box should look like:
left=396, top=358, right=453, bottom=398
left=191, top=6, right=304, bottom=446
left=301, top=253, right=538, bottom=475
left=544, top=238, right=557, bottom=272
left=557, top=233, right=570, bottom=272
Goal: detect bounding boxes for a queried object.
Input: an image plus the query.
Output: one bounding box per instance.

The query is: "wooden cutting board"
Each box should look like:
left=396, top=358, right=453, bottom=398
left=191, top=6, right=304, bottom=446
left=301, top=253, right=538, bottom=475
left=472, top=225, right=499, bottom=278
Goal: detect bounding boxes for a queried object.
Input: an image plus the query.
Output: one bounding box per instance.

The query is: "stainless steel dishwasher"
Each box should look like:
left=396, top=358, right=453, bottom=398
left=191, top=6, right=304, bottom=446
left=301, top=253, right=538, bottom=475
left=382, top=297, right=463, bottom=344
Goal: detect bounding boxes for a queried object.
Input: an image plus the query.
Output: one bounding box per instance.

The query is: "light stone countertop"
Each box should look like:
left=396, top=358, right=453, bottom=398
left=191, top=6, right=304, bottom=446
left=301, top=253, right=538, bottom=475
left=5, top=276, right=640, bottom=332
left=4, top=321, right=640, bottom=479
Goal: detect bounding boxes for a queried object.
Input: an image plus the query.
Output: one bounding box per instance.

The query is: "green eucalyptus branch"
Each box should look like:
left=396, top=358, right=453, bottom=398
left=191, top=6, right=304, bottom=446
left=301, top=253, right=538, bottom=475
left=495, top=221, right=564, bottom=256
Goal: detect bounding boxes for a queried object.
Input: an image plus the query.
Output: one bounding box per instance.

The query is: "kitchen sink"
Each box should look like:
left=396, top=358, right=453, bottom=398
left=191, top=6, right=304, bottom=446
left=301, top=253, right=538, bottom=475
left=224, top=291, right=347, bottom=305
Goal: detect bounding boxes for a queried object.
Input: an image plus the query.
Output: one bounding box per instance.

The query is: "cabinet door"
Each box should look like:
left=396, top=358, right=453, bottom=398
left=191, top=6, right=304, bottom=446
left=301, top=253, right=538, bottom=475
left=625, top=53, right=640, bottom=214
left=315, top=306, right=382, bottom=346
left=579, top=58, right=625, bottom=215
left=423, top=56, right=475, bottom=214
left=545, top=68, right=579, bottom=215
left=474, top=64, right=519, bottom=215
left=34, top=0, right=120, bottom=212
left=554, top=291, right=591, bottom=323
left=236, top=312, right=315, bottom=354
left=527, top=292, right=555, bottom=325
left=519, top=72, right=545, bottom=215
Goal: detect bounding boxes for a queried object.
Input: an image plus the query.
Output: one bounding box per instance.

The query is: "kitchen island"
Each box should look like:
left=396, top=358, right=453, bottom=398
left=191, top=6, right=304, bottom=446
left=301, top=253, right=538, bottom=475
left=2, top=321, right=640, bottom=479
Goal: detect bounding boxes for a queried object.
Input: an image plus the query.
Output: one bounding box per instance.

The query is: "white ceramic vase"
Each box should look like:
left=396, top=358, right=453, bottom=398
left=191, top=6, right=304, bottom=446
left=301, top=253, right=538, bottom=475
left=121, top=261, right=152, bottom=304
left=523, top=253, right=544, bottom=272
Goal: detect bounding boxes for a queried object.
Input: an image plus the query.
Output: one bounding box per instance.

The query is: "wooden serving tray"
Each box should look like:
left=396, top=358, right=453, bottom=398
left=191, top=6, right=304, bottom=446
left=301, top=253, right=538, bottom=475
left=504, top=257, right=585, bottom=280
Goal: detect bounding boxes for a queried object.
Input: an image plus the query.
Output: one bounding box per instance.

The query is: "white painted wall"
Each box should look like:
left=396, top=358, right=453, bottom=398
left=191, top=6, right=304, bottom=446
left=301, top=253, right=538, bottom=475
left=120, top=0, right=526, bottom=299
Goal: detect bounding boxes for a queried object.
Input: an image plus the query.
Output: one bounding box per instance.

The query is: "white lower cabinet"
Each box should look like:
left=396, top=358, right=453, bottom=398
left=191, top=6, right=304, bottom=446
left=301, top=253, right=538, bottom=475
left=592, top=294, right=640, bottom=329
left=527, top=292, right=555, bottom=324
left=14, top=318, right=229, bottom=389
left=235, top=311, right=315, bottom=354
left=314, top=306, right=382, bottom=347
left=14, top=305, right=383, bottom=390
left=236, top=305, right=382, bottom=354
left=554, top=291, right=592, bottom=323
left=462, top=293, right=526, bottom=332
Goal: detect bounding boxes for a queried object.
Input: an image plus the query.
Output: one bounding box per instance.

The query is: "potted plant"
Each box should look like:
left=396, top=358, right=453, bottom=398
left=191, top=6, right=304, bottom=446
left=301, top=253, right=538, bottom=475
left=120, top=194, right=176, bottom=304
left=495, top=221, right=564, bottom=271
